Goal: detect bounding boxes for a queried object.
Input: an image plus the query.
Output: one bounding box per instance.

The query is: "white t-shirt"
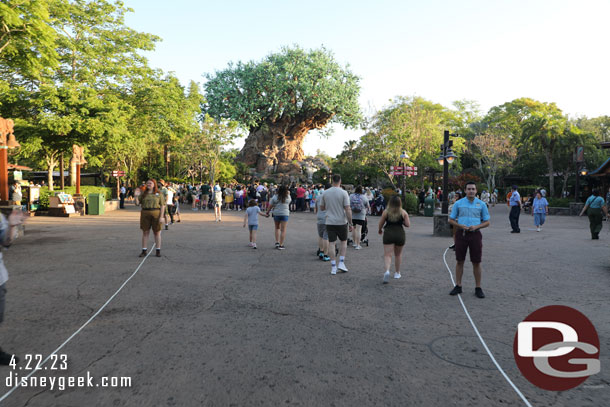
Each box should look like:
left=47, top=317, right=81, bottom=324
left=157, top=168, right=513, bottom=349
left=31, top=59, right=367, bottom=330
left=166, top=189, right=174, bottom=205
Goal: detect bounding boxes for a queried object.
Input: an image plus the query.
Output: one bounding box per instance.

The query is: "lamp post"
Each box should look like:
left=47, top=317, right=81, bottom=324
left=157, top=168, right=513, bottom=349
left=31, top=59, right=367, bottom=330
left=400, top=151, right=409, bottom=201
left=574, top=147, right=587, bottom=202
left=574, top=163, right=588, bottom=203
left=0, top=118, right=21, bottom=204
left=437, top=130, right=458, bottom=214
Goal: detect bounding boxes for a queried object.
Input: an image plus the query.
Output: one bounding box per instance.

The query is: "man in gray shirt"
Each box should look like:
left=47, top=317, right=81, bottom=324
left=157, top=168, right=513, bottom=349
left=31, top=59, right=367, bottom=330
left=320, top=174, right=353, bottom=275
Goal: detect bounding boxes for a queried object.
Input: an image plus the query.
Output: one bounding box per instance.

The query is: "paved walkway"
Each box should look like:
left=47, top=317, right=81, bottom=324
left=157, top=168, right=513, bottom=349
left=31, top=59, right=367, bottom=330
left=0, top=203, right=608, bottom=406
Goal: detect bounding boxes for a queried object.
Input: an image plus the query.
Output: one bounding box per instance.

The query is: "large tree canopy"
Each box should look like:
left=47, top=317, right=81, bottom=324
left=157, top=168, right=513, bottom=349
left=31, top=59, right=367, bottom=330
left=0, top=0, right=58, bottom=79
left=203, top=46, right=361, bottom=174
left=487, top=98, right=567, bottom=196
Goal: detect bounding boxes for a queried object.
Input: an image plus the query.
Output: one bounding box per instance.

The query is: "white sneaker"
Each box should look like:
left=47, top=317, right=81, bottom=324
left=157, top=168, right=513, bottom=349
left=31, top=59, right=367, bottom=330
left=354, top=245, right=362, bottom=250
left=536, top=226, right=540, bottom=232
left=338, top=263, right=348, bottom=273
left=331, top=267, right=337, bottom=275
left=248, top=242, right=253, bottom=247
left=394, top=272, right=401, bottom=279
left=383, top=271, right=390, bottom=284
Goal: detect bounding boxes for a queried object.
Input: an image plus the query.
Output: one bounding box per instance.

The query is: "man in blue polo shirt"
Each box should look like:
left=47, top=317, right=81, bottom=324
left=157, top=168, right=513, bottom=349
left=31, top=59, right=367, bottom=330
left=448, top=181, right=491, bottom=299
left=509, top=184, right=521, bottom=233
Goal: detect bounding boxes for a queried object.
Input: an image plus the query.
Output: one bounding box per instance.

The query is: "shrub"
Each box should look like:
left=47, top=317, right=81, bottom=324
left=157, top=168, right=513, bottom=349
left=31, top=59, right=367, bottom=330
left=37, top=186, right=113, bottom=210
left=548, top=197, right=570, bottom=208
left=403, top=193, right=419, bottom=214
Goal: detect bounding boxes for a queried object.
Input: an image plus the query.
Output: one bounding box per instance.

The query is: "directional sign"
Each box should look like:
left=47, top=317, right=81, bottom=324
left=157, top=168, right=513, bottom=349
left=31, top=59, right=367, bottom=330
left=391, top=166, right=417, bottom=172
left=111, top=171, right=125, bottom=177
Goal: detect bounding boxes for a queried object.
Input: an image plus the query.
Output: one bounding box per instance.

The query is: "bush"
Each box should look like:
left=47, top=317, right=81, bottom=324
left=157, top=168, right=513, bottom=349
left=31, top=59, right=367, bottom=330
left=548, top=197, right=570, bottom=208
left=37, top=186, right=113, bottom=210
left=403, top=193, right=419, bottom=214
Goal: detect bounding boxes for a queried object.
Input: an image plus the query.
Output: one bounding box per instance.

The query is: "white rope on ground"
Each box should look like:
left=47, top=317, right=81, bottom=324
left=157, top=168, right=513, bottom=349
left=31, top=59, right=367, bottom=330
left=0, top=244, right=156, bottom=404
left=442, top=248, right=533, bottom=407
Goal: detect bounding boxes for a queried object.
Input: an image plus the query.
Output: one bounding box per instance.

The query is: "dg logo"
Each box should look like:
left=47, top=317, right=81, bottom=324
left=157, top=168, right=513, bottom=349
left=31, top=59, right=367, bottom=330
left=513, top=305, right=600, bottom=391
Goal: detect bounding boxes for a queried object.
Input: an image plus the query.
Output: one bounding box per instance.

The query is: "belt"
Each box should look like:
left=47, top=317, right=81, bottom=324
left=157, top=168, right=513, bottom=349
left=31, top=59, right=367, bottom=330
left=142, top=208, right=160, bottom=210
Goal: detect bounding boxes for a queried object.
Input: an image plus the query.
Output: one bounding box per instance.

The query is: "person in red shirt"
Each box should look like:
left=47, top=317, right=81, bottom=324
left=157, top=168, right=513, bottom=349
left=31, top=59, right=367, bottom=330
left=296, top=184, right=306, bottom=211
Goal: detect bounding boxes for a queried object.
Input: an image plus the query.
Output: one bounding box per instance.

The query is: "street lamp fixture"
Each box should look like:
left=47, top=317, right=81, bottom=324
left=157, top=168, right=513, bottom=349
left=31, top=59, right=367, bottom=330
left=574, top=147, right=587, bottom=202
left=438, top=141, right=456, bottom=166
left=439, top=131, right=459, bottom=214
left=445, top=149, right=457, bottom=164
left=400, top=151, right=409, bottom=160
left=436, top=154, right=445, bottom=166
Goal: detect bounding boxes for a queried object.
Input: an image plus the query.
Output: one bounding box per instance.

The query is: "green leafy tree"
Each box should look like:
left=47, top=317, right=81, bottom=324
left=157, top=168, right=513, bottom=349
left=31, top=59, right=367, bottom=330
left=487, top=98, right=567, bottom=197
left=5, top=0, right=159, bottom=190
left=203, top=46, right=361, bottom=173
left=359, top=96, right=466, bottom=186
left=0, top=0, right=58, bottom=80
left=574, top=116, right=610, bottom=142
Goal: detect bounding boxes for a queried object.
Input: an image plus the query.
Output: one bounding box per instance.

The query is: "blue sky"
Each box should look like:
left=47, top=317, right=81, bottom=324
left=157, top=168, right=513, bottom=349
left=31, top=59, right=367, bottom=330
left=124, top=0, right=610, bottom=157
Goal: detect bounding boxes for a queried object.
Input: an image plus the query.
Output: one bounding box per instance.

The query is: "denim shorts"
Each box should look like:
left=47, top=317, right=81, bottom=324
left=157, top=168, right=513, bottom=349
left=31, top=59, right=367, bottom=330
left=248, top=225, right=258, bottom=231
left=274, top=215, right=289, bottom=222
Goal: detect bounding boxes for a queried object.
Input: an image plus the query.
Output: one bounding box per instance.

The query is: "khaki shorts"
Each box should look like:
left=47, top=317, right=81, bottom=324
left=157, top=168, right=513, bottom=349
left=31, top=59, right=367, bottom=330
left=140, top=209, right=161, bottom=232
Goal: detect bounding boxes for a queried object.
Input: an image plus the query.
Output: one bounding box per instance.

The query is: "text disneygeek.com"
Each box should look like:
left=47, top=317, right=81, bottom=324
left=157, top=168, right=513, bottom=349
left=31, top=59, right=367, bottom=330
left=5, top=371, right=132, bottom=391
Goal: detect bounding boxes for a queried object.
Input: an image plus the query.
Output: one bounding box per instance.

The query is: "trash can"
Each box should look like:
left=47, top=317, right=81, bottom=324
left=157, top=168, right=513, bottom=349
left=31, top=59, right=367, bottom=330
left=424, top=196, right=435, bottom=217
left=88, top=193, right=105, bottom=215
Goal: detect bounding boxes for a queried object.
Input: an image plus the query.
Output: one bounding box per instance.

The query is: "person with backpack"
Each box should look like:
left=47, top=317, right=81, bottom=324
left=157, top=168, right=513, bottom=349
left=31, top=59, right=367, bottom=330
left=579, top=189, right=608, bottom=239
left=349, top=186, right=371, bottom=250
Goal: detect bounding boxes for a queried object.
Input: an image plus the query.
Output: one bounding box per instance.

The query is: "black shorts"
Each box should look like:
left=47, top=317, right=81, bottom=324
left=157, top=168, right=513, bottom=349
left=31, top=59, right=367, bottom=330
left=326, top=224, right=348, bottom=242
left=352, top=219, right=366, bottom=226
left=455, top=230, right=483, bottom=263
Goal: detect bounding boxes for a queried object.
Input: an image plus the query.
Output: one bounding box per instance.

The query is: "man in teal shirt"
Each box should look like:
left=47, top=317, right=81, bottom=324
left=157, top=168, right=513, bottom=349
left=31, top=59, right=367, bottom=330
left=448, top=181, right=491, bottom=298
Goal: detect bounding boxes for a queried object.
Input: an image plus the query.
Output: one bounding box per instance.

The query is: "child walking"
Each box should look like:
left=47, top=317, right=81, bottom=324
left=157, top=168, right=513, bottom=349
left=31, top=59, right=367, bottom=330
left=244, top=199, right=269, bottom=249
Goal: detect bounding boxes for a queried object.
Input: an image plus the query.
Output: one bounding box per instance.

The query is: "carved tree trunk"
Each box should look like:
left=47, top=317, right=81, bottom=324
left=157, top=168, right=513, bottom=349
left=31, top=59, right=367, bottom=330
left=238, top=112, right=334, bottom=174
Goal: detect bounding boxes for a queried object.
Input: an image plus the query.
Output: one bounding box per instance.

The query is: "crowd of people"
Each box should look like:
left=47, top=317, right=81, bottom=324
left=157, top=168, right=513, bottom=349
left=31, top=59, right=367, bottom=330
left=127, top=177, right=610, bottom=299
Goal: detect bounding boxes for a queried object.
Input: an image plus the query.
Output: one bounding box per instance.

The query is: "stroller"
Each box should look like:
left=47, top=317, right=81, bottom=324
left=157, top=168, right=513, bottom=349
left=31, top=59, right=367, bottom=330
left=347, top=217, right=369, bottom=247
left=360, top=218, right=369, bottom=246
left=370, top=195, right=385, bottom=216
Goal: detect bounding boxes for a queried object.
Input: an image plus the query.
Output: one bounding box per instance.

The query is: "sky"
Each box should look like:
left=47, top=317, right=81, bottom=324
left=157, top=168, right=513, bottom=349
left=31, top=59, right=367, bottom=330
left=123, top=0, right=610, bottom=157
